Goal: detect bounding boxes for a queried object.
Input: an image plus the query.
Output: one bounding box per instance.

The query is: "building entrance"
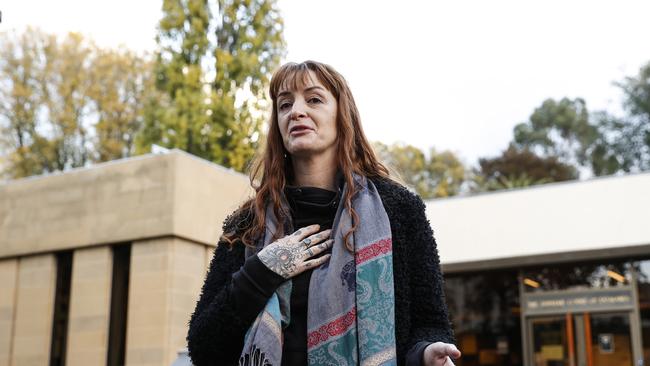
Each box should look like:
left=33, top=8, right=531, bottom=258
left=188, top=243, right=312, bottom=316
left=528, top=312, right=633, bottom=366
left=521, top=286, right=643, bottom=366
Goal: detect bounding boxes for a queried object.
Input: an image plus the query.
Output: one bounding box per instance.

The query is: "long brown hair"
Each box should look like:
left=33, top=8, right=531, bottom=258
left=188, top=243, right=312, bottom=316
left=224, top=60, right=391, bottom=250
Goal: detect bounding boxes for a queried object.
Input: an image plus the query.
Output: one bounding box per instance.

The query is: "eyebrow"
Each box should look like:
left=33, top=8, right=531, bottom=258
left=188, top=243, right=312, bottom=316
left=278, top=86, right=326, bottom=98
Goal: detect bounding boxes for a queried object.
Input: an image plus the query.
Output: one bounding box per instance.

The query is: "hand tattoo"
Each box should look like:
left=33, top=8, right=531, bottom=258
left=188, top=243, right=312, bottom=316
left=258, top=243, right=304, bottom=278
left=256, top=226, right=333, bottom=279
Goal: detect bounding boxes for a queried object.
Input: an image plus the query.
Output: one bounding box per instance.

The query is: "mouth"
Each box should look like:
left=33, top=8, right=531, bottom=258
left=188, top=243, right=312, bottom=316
left=289, top=125, right=314, bottom=135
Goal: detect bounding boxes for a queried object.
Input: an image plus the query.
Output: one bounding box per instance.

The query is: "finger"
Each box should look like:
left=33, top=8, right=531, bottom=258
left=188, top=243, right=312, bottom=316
left=302, top=253, right=331, bottom=270
left=303, top=239, right=332, bottom=259
left=306, top=239, right=334, bottom=257
left=444, top=357, right=455, bottom=366
left=301, top=229, right=332, bottom=248
left=291, top=224, right=320, bottom=240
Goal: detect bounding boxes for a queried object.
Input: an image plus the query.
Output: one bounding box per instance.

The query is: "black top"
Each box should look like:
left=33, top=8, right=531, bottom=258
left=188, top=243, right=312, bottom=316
left=281, top=184, right=340, bottom=365
left=187, top=177, right=454, bottom=366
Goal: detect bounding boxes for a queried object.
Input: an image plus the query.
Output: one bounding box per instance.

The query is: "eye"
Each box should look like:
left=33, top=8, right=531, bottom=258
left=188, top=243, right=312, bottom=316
left=279, top=101, right=292, bottom=110
left=308, top=97, right=323, bottom=104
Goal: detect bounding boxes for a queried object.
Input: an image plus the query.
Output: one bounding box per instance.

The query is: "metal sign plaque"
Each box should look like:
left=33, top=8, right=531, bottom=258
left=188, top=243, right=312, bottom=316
left=522, top=288, right=635, bottom=316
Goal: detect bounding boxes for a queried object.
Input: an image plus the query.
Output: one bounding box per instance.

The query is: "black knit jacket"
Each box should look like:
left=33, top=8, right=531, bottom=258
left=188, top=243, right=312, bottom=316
left=187, top=177, right=455, bottom=365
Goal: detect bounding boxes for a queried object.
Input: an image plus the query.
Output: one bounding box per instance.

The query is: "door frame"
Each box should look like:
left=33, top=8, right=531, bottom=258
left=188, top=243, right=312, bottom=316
left=519, top=270, right=644, bottom=366
left=525, top=311, right=638, bottom=366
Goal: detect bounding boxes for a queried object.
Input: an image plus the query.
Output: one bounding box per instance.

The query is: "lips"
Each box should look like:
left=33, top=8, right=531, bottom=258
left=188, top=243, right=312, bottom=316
left=289, top=125, right=314, bottom=134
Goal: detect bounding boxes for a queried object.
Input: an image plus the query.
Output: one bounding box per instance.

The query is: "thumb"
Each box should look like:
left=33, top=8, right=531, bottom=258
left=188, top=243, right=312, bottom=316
left=445, top=344, right=461, bottom=359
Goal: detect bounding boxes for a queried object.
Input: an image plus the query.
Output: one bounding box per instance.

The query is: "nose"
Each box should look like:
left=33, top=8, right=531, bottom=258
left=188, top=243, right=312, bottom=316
left=290, top=100, right=307, bottom=120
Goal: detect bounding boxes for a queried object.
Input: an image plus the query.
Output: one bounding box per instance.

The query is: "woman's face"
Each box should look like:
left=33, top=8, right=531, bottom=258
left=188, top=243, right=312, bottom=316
left=276, top=71, right=338, bottom=158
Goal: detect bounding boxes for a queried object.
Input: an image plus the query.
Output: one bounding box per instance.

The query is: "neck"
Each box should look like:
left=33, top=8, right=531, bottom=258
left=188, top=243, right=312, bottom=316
left=290, top=150, right=338, bottom=191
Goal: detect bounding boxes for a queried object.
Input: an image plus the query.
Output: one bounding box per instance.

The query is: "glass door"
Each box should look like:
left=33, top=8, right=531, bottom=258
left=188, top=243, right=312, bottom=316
left=581, top=312, right=633, bottom=366
left=530, top=315, right=575, bottom=366
left=529, top=312, right=634, bottom=366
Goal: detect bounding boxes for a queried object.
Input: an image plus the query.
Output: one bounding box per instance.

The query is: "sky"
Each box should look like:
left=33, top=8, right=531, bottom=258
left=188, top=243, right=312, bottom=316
left=3, top=0, right=650, bottom=166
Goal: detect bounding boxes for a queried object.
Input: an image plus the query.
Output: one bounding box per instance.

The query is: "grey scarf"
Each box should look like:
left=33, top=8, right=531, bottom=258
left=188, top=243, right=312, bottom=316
left=240, top=175, right=397, bottom=366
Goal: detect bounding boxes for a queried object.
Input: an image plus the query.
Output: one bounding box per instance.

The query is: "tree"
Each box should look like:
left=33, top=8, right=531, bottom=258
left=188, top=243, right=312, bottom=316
left=473, top=145, right=577, bottom=192
left=42, top=32, right=95, bottom=170
left=211, top=0, right=286, bottom=171
left=138, top=0, right=286, bottom=172
left=373, top=142, right=466, bottom=199
left=513, top=97, right=599, bottom=177
left=426, top=148, right=467, bottom=197
left=0, top=28, right=95, bottom=178
left=588, top=112, right=632, bottom=176
left=0, top=28, right=155, bottom=179
left=612, top=61, right=650, bottom=172
left=137, top=0, right=212, bottom=159
left=0, top=28, right=49, bottom=178
left=89, top=47, right=155, bottom=161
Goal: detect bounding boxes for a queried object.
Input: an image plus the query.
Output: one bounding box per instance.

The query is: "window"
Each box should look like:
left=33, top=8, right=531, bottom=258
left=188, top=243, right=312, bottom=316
left=50, top=251, right=73, bottom=366
left=445, top=271, right=522, bottom=366
left=107, top=244, right=131, bottom=366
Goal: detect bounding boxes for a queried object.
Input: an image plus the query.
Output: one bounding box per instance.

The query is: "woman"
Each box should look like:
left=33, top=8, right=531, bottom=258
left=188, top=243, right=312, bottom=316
left=187, top=61, right=460, bottom=366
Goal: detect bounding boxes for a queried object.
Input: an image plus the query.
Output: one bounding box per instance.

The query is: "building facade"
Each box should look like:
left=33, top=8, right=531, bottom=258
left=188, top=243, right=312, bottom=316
left=1, top=150, right=649, bottom=366
left=431, top=172, right=650, bottom=366
left=0, top=151, right=251, bottom=366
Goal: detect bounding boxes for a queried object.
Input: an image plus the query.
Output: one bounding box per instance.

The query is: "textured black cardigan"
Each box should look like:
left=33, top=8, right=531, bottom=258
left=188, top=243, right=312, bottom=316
left=187, top=177, right=455, bottom=365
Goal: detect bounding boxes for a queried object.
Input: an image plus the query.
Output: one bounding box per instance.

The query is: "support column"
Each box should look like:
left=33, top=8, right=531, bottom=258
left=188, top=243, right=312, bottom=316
left=0, top=259, right=18, bottom=366
left=11, top=254, right=57, bottom=366
left=125, top=238, right=206, bottom=366
left=65, top=247, right=113, bottom=366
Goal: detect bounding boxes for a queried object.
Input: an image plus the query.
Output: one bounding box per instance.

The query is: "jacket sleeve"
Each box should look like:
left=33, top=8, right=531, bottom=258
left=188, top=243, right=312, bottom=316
left=186, top=241, right=248, bottom=365
left=404, top=193, right=455, bottom=360
left=186, top=236, right=285, bottom=366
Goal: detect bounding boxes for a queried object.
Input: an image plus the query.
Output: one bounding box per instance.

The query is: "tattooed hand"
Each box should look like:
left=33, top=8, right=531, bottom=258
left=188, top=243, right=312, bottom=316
left=257, top=224, right=334, bottom=279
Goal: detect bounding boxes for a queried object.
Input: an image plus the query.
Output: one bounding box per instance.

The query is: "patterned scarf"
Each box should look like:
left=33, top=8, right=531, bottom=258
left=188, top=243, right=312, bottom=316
left=239, top=175, right=397, bottom=366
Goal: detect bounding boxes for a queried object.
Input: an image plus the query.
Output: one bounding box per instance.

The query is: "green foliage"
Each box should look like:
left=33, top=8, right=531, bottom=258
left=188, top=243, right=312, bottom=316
left=513, top=97, right=599, bottom=175
left=0, top=28, right=154, bottom=179
left=0, top=28, right=51, bottom=178
left=211, top=0, right=286, bottom=171
left=512, top=80, right=650, bottom=177
left=137, top=0, right=212, bottom=159
left=610, top=61, right=650, bottom=172
left=474, top=145, right=577, bottom=192
left=373, top=142, right=466, bottom=199
left=89, top=47, right=156, bottom=161
left=138, top=0, right=286, bottom=172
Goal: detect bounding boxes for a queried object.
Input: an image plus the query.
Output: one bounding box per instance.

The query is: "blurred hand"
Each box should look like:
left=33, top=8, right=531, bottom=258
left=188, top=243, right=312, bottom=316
left=257, top=224, right=333, bottom=279
left=423, top=342, right=461, bottom=366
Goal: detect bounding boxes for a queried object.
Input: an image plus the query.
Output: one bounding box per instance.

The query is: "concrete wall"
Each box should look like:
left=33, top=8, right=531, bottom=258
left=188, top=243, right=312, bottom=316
left=11, top=254, right=57, bottom=366
left=66, top=246, right=113, bottom=366
left=0, top=150, right=252, bottom=258
left=0, top=150, right=252, bottom=365
left=125, top=238, right=207, bottom=366
left=0, top=259, right=18, bottom=365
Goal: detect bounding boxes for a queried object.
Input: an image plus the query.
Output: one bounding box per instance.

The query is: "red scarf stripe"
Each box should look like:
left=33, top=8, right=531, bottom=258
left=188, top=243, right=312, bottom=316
left=307, top=307, right=357, bottom=349
left=355, top=238, right=392, bottom=265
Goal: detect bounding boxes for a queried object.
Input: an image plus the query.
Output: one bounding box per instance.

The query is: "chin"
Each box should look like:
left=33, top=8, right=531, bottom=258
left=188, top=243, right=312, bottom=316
left=285, top=139, right=336, bottom=158
left=288, top=147, right=318, bottom=157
